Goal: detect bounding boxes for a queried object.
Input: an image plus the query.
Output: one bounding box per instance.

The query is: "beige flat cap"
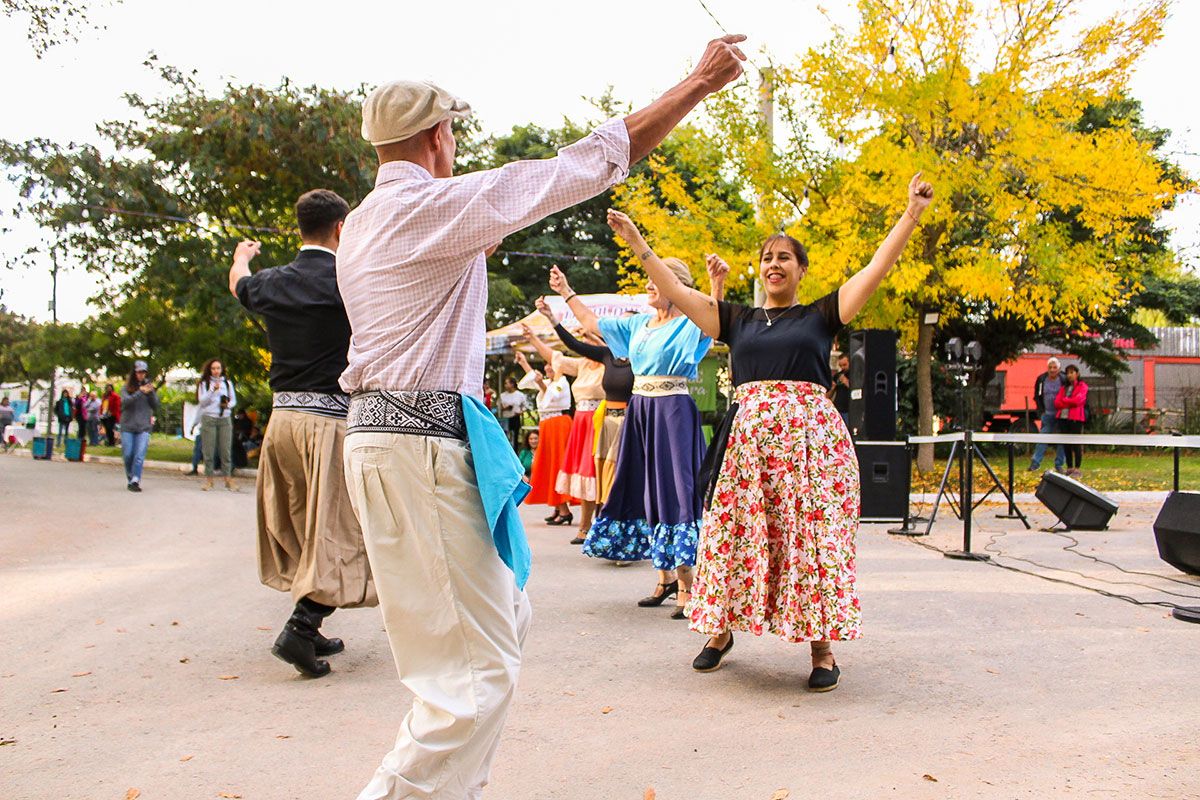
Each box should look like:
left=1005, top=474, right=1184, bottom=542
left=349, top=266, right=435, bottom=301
left=361, top=80, right=472, bottom=146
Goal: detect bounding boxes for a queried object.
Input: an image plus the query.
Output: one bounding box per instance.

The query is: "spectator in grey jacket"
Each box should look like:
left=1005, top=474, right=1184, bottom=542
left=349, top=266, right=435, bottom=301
left=120, top=360, right=159, bottom=492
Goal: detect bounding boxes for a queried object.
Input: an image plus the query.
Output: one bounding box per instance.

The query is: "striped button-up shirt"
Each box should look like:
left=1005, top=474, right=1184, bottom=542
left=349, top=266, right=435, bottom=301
left=337, top=118, right=631, bottom=398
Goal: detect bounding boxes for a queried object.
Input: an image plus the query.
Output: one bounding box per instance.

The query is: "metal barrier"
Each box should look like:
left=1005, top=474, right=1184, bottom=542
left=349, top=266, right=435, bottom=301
left=903, top=432, right=1200, bottom=560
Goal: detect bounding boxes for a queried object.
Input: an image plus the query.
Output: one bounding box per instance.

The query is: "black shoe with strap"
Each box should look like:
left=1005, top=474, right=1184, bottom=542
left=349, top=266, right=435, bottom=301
left=637, top=580, right=678, bottom=607
left=692, top=633, right=734, bottom=672
left=807, top=662, right=840, bottom=692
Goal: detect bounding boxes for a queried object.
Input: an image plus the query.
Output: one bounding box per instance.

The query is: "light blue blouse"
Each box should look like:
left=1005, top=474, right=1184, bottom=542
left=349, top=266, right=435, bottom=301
left=598, top=313, right=712, bottom=380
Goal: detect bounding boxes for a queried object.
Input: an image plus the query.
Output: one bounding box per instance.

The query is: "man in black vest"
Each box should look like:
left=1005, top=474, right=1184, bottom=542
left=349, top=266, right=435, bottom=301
left=228, top=189, right=377, bottom=679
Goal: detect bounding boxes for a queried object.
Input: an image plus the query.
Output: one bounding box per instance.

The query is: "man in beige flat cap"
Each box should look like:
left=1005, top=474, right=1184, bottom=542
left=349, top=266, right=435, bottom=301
left=338, top=35, right=747, bottom=800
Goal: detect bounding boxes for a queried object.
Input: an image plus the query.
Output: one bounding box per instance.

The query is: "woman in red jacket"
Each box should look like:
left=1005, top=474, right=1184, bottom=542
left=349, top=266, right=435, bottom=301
left=1054, top=364, right=1088, bottom=478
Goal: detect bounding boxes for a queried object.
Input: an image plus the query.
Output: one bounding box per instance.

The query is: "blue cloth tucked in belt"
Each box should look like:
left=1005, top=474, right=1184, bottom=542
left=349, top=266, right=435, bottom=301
left=461, top=396, right=532, bottom=589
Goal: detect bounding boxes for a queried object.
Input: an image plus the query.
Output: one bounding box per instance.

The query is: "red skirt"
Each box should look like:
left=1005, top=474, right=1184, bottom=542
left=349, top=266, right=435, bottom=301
left=555, top=406, right=598, bottom=502
left=526, top=414, right=576, bottom=506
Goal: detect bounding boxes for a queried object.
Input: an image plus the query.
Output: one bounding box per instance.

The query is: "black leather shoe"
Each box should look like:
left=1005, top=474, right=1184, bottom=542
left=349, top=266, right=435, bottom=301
left=807, top=663, right=840, bottom=692
left=128, top=482, right=142, bottom=492
left=547, top=513, right=574, bottom=527
left=569, top=536, right=586, bottom=545
left=692, top=633, right=734, bottom=672
left=544, top=512, right=560, bottom=523
left=670, top=605, right=688, bottom=620
left=637, top=580, right=678, bottom=607
left=272, top=625, right=331, bottom=678
left=313, top=632, right=345, bottom=657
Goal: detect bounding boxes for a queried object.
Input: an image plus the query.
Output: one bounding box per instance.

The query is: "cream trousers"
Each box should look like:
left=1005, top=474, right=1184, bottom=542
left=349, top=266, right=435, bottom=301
left=344, top=432, right=532, bottom=800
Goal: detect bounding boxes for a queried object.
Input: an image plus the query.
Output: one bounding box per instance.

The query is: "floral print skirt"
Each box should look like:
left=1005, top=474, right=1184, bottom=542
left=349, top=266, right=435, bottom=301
left=687, top=381, right=861, bottom=643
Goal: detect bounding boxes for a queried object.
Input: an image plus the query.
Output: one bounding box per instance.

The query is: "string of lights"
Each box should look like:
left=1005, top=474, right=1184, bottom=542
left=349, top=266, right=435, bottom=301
left=68, top=204, right=619, bottom=265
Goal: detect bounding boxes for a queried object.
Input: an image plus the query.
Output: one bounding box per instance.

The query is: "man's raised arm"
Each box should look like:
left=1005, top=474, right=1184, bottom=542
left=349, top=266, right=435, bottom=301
left=624, top=34, right=747, bottom=164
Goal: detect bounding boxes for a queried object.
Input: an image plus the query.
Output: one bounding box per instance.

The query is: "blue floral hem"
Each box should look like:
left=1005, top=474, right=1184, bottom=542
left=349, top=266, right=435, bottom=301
left=582, top=516, right=699, bottom=569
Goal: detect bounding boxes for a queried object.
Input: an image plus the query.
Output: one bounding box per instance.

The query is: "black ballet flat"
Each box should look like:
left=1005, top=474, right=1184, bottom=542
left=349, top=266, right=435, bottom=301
left=807, top=662, right=841, bottom=693
left=637, top=580, right=678, bottom=607
left=692, top=633, right=734, bottom=672
left=569, top=536, right=586, bottom=545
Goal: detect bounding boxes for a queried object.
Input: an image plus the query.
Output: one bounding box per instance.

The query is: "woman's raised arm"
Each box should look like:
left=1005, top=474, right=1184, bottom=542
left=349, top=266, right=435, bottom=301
left=839, top=173, right=934, bottom=324
left=607, top=210, right=721, bottom=339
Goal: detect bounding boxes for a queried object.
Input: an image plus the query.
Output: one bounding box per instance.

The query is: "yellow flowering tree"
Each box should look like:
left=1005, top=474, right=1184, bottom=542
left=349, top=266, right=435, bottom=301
left=617, top=0, right=1192, bottom=470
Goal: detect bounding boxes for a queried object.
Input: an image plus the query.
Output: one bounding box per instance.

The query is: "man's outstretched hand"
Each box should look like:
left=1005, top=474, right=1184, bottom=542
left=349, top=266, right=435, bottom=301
left=690, top=34, right=748, bottom=95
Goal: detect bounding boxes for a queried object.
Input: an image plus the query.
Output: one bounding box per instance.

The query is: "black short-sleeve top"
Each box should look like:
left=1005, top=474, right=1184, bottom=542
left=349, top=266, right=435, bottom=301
left=717, top=290, right=844, bottom=388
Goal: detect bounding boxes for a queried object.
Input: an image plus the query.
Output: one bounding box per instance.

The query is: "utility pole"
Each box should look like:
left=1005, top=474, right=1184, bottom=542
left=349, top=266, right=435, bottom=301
left=45, top=246, right=58, bottom=435
left=754, top=66, right=775, bottom=308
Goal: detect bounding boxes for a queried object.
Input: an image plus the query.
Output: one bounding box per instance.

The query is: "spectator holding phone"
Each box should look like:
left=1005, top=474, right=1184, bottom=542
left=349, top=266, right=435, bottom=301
left=197, top=357, right=237, bottom=491
left=120, top=360, right=158, bottom=492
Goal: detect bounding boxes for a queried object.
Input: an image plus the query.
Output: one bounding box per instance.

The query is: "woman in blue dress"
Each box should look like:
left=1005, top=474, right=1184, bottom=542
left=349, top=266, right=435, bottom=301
left=549, top=257, right=726, bottom=618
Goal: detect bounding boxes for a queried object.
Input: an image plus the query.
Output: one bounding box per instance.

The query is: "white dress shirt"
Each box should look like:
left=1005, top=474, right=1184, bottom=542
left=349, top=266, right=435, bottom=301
left=336, top=119, right=631, bottom=398
left=517, top=371, right=571, bottom=414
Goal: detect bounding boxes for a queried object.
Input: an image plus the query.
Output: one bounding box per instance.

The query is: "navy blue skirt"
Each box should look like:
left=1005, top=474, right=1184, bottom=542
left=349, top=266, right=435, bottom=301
left=582, top=393, right=706, bottom=569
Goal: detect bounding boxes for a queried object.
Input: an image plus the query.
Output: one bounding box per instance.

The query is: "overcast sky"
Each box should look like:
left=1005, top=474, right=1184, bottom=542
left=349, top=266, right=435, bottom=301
left=1, top=0, right=1195, bottom=323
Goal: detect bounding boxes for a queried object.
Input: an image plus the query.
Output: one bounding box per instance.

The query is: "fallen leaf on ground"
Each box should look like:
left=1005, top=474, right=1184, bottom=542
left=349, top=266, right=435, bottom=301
left=256, top=626, right=272, bottom=631
left=72, top=671, right=92, bottom=678
left=172, top=621, right=180, bottom=626
left=771, top=790, right=791, bottom=799
left=985, top=668, right=999, bottom=675
left=179, top=658, right=189, bottom=664
left=125, top=790, right=141, bottom=800
left=600, top=706, right=613, bottom=714
left=275, top=734, right=291, bottom=739
left=923, top=774, right=939, bottom=782
left=217, top=793, right=242, bottom=799
left=562, top=691, right=575, bottom=696
left=180, top=755, right=193, bottom=762
left=50, top=688, right=68, bottom=693
left=115, top=628, right=127, bottom=633
left=95, top=619, right=104, bottom=625
left=218, top=675, right=239, bottom=681
left=84, top=644, right=95, bottom=649
left=0, top=738, right=16, bottom=746
left=644, top=789, right=656, bottom=800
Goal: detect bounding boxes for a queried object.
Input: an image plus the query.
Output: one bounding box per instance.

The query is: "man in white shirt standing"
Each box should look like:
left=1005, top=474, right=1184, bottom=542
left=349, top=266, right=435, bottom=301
left=337, top=35, right=747, bottom=799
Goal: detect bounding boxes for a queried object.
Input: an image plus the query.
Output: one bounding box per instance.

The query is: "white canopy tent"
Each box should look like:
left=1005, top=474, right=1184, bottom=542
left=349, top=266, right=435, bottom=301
left=485, top=293, right=651, bottom=356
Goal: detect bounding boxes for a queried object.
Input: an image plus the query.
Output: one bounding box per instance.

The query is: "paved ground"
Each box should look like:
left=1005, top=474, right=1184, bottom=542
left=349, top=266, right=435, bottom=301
left=3, top=455, right=1199, bottom=800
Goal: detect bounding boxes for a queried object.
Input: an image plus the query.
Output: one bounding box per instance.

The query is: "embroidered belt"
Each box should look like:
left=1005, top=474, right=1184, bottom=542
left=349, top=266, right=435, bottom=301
left=539, top=410, right=566, bottom=420
left=576, top=399, right=601, bottom=412
left=272, top=391, right=350, bottom=420
left=606, top=407, right=627, bottom=418
left=347, top=390, right=465, bottom=440
left=633, top=375, right=690, bottom=397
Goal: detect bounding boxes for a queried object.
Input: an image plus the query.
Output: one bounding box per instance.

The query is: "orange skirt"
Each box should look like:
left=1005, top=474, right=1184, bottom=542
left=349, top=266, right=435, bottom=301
left=526, top=414, right=576, bottom=506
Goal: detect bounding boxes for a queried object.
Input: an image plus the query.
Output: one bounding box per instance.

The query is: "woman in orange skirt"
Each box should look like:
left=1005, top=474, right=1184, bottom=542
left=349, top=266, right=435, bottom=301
left=521, top=305, right=605, bottom=542
left=515, top=350, right=576, bottom=524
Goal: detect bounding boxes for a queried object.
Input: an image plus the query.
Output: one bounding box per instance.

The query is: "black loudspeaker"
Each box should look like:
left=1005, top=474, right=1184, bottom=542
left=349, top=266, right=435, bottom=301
left=855, top=441, right=909, bottom=523
left=1035, top=472, right=1119, bottom=530
left=848, top=329, right=897, bottom=441
left=1153, top=492, right=1200, bottom=576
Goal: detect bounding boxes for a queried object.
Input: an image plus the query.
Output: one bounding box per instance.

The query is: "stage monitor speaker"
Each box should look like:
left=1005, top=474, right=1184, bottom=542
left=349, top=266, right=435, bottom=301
left=848, top=329, right=897, bottom=441
left=1153, top=492, right=1200, bottom=576
left=1035, top=472, right=1119, bottom=530
left=855, top=441, right=909, bottom=523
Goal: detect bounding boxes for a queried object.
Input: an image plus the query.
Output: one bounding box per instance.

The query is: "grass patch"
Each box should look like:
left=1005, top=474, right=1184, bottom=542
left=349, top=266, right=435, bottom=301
left=88, top=434, right=197, bottom=464
left=914, top=449, right=1200, bottom=494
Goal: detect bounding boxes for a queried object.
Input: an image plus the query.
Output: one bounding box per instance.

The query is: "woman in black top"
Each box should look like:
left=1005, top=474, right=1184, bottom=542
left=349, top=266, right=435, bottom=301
left=536, top=297, right=635, bottom=509
left=606, top=173, right=934, bottom=690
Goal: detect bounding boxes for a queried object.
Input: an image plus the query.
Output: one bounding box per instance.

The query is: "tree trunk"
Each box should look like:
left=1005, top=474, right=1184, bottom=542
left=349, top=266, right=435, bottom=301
left=916, top=316, right=935, bottom=473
